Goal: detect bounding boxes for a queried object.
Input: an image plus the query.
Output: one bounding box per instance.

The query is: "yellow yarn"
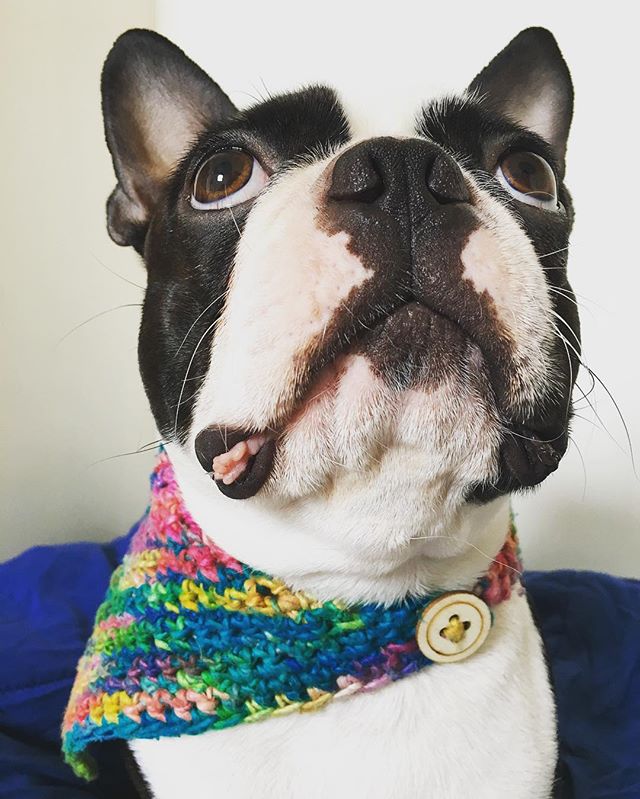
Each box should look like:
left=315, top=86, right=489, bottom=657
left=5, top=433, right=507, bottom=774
left=440, top=614, right=468, bottom=644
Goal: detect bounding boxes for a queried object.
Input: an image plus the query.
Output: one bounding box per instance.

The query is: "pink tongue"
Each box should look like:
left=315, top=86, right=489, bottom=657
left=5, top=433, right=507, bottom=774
left=212, top=434, right=267, bottom=485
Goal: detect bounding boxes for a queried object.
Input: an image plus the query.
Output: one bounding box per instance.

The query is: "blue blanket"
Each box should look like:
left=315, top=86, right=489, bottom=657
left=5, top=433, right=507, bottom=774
left=1, top=529, right=638, bottom=798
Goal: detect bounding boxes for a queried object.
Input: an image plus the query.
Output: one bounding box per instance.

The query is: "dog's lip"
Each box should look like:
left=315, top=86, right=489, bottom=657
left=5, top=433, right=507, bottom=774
left=194, top=427, right=278, bottom=500
left=469, top=421, right=568, bottom=502
left=194, top=360, right=345, bottom=500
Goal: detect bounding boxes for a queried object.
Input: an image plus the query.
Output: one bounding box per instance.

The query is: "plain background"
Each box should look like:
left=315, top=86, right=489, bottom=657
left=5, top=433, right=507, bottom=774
left=1, top=1, right=638, bottom=577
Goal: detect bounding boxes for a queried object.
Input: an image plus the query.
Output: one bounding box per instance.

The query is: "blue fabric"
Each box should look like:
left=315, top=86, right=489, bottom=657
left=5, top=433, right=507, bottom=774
left=0, top=526, right=139, bottom=799
left=526, top=570, right=640, bottom=798
left=0, top=532, right=638, bottom=798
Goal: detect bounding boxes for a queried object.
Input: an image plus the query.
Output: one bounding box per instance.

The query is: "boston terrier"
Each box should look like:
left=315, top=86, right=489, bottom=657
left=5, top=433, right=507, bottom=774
left=99, top=25, right=578, bottom=798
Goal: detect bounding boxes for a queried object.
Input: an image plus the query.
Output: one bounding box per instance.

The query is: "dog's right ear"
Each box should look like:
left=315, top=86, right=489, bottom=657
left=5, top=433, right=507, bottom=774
left=468, top=28, right=573, bottom=169
left=101, top=29, right=237, bottom=252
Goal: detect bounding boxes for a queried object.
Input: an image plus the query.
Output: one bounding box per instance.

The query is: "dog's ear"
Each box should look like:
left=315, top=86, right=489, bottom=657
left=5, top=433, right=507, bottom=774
left=468, top=28, right=573, bottom=165
left=101, top=29, right=237, bottom=252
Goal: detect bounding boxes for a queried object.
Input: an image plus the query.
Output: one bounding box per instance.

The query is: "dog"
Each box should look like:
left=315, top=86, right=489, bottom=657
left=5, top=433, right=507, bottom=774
left=98, top=25, right=578, bottom=798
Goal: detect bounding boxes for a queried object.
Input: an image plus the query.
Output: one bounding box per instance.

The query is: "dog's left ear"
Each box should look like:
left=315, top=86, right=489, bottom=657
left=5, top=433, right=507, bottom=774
left=468, top=27, right=573, bottom=165
left=101, top=29, right=237, bottom=252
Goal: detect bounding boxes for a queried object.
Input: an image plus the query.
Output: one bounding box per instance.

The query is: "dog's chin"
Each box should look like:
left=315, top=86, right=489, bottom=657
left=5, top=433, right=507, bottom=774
left=269, top=350, right=500, bottom=503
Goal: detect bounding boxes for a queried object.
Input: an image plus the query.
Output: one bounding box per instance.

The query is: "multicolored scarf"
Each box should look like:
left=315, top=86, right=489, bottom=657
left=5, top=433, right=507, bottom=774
left=62, top=452, right=522, bottom=779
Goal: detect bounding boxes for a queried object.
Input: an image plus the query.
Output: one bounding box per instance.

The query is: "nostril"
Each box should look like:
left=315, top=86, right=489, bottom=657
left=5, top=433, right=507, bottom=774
left=328, top=152, right=384, bottom=204
left=427, top=154, right=470, bottom=204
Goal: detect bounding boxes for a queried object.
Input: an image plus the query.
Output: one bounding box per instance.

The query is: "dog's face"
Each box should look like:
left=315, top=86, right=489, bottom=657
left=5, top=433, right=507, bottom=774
left=102, top=28, right=579, bottom=554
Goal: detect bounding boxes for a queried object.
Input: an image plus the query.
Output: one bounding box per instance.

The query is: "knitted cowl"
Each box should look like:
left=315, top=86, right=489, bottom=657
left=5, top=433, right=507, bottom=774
left=62, top=452, right=522, bottom=779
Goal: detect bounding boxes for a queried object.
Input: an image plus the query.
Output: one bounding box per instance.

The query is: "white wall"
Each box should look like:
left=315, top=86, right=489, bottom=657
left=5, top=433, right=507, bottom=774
left=0, top=1, right=155, bottom=560
left=2, top=1, right=637, bottom=578
left=157, top=0, right=638, bottom=577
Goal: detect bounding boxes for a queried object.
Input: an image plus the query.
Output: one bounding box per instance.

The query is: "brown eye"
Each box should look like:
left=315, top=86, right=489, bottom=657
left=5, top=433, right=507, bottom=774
left=497, top=151, right=558, bottom=209
left=191, top=150, right=268, bottom=209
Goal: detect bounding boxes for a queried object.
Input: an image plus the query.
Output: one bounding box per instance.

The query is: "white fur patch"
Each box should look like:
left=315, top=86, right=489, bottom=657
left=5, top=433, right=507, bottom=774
left=191, top=157, right=373, bottom=435
left=464, top=174, right=556, bottom=415
left=165, top=441, right=508, bottom=604
left=461, top=227, right=511, bottom=312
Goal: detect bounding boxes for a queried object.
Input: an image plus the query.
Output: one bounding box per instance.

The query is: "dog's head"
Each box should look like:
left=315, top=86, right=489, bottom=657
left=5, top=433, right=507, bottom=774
left=101, top=27, right=579, bottom=566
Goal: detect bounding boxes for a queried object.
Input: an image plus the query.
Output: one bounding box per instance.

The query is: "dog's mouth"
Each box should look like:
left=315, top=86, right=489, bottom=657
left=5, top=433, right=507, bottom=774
left=194, top=301, right=446, bottom=498
left=194, top=355, right=357, bottom=500
left=194, top=301, right=567, bottom=500
left=195, top=427, right=279, bottom=500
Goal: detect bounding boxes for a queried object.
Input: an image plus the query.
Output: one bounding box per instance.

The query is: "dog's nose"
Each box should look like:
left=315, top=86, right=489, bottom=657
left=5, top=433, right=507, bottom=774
left=328, top=137, right=469, bottom=206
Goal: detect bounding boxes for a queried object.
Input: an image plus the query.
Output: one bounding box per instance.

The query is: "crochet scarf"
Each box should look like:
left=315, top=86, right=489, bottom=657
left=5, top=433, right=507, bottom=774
left=62, top=452, right=522, bottom=779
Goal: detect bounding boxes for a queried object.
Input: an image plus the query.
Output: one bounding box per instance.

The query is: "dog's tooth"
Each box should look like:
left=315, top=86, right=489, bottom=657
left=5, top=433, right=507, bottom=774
left=247, top=435, right=266, bottom=456
left=213, top=442, right=247, bottom=473
left=211, top=434, right=268, bottom=485
left=211, top=455, right=230, bottom=475
left=222, top=462, right=247, bottom=484
left=228, top=441, right=249, bottom=462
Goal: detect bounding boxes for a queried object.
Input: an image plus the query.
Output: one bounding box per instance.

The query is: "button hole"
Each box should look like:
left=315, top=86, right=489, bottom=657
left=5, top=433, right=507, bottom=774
left=439, top=614, right=469, bottom=643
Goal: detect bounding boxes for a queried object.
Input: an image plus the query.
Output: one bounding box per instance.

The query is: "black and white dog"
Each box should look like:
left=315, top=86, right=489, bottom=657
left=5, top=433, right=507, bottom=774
left=101, top=26, right=578, bottom=798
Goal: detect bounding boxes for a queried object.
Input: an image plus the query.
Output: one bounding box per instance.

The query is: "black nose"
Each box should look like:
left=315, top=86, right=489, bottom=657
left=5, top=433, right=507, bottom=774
left=328, top=137, right=469, bottom=206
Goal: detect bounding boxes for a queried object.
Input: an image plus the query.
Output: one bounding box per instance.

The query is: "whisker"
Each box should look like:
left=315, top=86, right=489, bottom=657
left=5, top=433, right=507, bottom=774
left=233, top=89, right=264, bottom=104
left=58, top=303, right=142, bottom=344
left=173, top=289, right=229, bottom=359
left=568, top=435, right=588, bottom=499
left=548, top=319, right=574, bottom=421
left=172, top=319, right=219, bottom=441
left=89, top=439, right=164, bottom=467
left=139, top=437, right=164, bottom=449
left=408, top=534, right=523, bottom=577
left=169, top=386, right=203, bottom=410
left=547, top=286, right=583, bottom=313
left=549, top=322, right=636, bottom=474
left=554, top=285, right=600, bottom=308
left=258, top=77, right=273, bottom=100
left=498, top=424, right=566, bottom=445
left=91, top=253, right=145, bottom=290
left=227, top=204, right=242, bottom=238
left=539, top=246, right=570, bottom=259
left=588, top=368, right=637, bottom=477
left=572, top=380, right=602, bottom=425
left=572, top=412, right=598, bottom=427
left=548, top=309, right=582, bottom=349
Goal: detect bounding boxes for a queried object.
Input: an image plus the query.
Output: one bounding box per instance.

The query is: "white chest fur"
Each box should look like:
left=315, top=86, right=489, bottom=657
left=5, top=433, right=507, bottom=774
left=132, top=591, right=557, bottom=799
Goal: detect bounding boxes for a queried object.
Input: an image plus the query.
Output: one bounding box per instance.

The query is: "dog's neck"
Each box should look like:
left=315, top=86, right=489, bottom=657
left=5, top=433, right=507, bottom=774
left=166, top=443, right=514, bottom=605
left=62, top=452, right=523, bottom=778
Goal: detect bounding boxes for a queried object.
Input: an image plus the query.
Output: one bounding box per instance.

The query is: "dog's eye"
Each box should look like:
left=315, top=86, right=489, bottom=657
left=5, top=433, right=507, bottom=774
left=191, top=150, right=268, bottom=210
left=496, top=152, right=558, bottom=210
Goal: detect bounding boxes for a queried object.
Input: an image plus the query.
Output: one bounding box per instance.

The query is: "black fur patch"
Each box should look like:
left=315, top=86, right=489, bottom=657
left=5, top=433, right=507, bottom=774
left=136, top=86, right=350, bottom=443
left=416, top=96, right=579, bottom=497
left=319, top=136, right=484, bottom=388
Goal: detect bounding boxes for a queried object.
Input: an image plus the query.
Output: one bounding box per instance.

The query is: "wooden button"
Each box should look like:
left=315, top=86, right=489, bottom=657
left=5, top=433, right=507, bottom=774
left=416, top=591, right=492, bottom=663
